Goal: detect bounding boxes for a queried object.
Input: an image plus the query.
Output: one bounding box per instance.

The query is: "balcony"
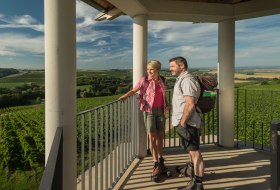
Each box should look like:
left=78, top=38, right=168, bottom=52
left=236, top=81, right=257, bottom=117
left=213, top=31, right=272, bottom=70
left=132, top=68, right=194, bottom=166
left=40, top=88, right=280, bottom=190
left=41, top=0, right=280, bottom=189
left=115, top=145, right=270, bottom=190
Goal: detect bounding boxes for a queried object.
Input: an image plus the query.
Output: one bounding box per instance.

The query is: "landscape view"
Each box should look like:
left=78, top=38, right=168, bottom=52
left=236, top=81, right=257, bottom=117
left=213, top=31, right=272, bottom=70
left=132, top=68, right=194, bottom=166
left=0, top=66, right=280, bottom=189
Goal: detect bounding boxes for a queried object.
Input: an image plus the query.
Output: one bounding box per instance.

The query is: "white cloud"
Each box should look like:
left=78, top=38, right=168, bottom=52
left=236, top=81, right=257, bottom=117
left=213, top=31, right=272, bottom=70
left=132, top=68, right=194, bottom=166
left=12, top=15, right=37, bottom=25
left=0, top=14, right=44, bottom=32
left=0, top=33, right=44, bottom=56
left=76, top=0, right=99, bottom=19
left=235, top=16, right=280, bottom=63
left=0, top=49, right=16, bottom=56
left=1, top=1, right=279, bottom=69
left=76, top=0, right=104, bottom=30
left=96, top=40, right=109, bottom=46
left=0, top=24, right=44, bottom=32
left=149, top=21, right=217, bottom=43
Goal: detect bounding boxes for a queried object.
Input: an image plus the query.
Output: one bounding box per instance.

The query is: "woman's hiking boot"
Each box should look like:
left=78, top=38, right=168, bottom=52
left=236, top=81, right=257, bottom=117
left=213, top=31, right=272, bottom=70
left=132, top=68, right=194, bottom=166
left=151, top=161, right=161, bottom=182
left=175, top=162, right=194, bottom=179
left=158, top=157, right=172, bottom=177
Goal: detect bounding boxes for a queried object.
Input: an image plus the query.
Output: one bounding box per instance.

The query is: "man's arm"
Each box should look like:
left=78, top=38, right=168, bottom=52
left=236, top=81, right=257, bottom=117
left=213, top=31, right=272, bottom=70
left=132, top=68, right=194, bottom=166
left=180, top=96, right=196, bottom=127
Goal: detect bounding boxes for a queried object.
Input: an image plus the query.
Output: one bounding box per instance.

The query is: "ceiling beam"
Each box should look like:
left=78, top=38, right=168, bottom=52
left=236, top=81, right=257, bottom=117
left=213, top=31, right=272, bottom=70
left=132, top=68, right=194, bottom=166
left=107, top=0, right=148, bottom=17
left=234, top=0, right=280, bottom=20
left=97, top=0, right=280, bottom=22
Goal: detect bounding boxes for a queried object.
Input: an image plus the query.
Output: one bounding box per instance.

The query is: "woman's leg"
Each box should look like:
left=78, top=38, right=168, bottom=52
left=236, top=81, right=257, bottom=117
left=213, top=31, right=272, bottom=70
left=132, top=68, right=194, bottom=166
left=149, top=132, right=158, bottom=161
left=156, top=129, right=164, bottom=158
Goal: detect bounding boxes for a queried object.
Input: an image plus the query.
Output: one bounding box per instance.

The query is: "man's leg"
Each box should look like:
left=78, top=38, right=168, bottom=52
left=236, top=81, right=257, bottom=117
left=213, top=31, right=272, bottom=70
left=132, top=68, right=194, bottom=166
left=178, top=125, right=204, bottom=190
left=189, top=150, right=204, bottom=177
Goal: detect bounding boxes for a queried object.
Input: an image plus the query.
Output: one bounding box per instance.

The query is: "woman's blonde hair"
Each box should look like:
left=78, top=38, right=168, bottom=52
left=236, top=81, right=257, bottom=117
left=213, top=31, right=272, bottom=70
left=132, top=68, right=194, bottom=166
left=147, top=60, right=161, bottom=71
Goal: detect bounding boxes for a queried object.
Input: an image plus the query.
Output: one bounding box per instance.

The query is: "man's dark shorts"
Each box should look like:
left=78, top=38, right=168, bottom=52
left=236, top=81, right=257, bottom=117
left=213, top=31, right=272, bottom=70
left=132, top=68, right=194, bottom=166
left=177, top=124, right=200, bottom=151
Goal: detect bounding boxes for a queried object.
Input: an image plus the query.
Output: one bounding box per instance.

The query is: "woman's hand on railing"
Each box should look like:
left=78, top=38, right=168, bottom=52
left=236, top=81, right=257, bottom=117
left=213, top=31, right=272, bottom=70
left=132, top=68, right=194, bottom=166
left=118, top=95, right=127, bottom=101
left=119, top=90, right=136, bottom=101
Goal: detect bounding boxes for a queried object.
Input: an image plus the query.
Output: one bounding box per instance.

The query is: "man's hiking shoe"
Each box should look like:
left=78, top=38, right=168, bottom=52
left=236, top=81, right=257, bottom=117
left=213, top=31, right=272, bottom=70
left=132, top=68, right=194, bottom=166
left=175, top=162, right=194, bottom=179
left=177, top=179, right=204, bottom=190
left=159, top=157, right=172, bottom=177
left=151, top=162, right=161, bottom=182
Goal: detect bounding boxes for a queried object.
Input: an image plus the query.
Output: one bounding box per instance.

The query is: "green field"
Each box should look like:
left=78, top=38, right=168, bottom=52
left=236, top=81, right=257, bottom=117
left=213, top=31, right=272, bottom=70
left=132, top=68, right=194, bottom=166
left=0, top=69, right=132, bottom=89
left=1, top=68, right=280, bottom=189
left=0, top=71, right=45, bottom=88
left=0, top=95, right=119, bottom=190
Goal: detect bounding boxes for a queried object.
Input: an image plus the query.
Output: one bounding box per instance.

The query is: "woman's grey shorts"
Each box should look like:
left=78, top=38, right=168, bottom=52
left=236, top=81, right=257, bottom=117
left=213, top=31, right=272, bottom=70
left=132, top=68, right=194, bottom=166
left=143, top=108, right=165, bottom=133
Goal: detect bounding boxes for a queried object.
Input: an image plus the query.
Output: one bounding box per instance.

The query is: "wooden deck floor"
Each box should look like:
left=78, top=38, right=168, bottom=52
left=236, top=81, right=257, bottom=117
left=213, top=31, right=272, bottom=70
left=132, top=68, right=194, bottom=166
left=114, top=144, right=271, bottom=190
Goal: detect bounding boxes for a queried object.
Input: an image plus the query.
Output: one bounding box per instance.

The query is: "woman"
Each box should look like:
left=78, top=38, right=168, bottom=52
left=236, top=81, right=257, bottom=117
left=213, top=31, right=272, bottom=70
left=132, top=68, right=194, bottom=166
left=119, top=60, right=169, bottom=182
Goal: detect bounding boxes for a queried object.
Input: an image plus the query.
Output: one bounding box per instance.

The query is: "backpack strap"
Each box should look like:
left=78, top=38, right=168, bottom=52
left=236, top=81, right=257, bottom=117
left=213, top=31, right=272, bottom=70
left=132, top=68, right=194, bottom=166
left=178, top=73, right=199, bottom=96
left=178, top=74, right=202, bottom=113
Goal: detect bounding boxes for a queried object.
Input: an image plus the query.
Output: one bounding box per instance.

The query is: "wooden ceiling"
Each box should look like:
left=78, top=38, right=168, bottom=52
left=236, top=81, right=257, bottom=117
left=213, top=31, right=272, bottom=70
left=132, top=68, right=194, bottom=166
left=81, top=0, right=280, bottom=22
left=83, top=0, right=251, bottom=11
left=176, top=0, right=250, bottom=3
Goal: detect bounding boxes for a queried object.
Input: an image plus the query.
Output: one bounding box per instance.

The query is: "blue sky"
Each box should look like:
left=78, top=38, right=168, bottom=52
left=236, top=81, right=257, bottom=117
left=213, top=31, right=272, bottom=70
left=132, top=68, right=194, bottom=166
left=0, top=0, right=279, bottom=70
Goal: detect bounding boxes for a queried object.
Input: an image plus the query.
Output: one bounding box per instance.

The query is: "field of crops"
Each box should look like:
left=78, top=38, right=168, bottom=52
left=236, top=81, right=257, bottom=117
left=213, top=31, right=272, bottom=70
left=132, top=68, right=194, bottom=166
left=0, top=71, right=45, bottom=88
left=0, top=95, right=119, bottom=189
left=235, top=88, right=280, bottom=149
left=1, top=68, right=280, bottom=189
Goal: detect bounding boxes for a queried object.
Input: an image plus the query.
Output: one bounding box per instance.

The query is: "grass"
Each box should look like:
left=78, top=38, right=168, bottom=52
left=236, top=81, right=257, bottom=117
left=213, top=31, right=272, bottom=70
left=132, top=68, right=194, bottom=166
left=0, top=69, right=279, bottom=189
left=77, top=69, right=132, bottom=78
left=238, top=80, right=280, bottom=90
left=0, top=167, right=43, bottom=190
left=0, top=72, right=45, bottom=88
left=77, top=85, right=92, bottom=90
left=0, top=82, right=29, bottom=88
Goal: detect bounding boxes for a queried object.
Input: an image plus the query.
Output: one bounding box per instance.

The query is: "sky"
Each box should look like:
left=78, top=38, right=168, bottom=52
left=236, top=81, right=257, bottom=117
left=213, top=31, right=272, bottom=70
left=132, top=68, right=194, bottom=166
left=0, top=0, right=280, bottom=70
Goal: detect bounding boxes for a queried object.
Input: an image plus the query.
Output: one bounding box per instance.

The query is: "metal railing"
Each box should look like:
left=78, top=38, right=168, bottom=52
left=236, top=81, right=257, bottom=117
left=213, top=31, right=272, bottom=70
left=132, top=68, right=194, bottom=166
left=39, top=88, right=280, bottom=189
left=76, top=95, right=140, bottom=190
left=235, top=89, right=280, bottom=151
left=76, top=89, right=220, bottom=190
left=39, top=127, right=63, bottom=190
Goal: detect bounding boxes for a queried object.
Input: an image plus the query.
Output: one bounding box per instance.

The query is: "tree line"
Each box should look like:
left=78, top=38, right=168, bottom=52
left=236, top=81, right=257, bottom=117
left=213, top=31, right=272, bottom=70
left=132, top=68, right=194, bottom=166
left=0, top=68, right=19, bottom=78
left=0, top=68, right=178, bottom=108
left=0, top=83, right=44, bottom=108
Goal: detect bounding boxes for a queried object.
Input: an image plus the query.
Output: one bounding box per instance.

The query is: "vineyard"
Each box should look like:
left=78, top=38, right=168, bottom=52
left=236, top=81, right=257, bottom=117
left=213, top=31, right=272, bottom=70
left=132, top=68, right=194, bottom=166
left=1, top=79, right=280, bottom=189
left=235, top=88, right=280, bottom=149
left=0, top=95, right=119, bottom=190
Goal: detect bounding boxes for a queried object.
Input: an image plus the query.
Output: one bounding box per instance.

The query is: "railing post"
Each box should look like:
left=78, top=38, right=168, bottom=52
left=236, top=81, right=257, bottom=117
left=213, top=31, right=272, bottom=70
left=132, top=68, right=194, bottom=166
left=271, top=120, right=280, bottom=190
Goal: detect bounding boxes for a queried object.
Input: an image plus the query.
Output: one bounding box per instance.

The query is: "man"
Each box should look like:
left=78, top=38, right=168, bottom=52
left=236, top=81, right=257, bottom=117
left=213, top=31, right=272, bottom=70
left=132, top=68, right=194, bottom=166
left=169, top=56, right=204, bottom=190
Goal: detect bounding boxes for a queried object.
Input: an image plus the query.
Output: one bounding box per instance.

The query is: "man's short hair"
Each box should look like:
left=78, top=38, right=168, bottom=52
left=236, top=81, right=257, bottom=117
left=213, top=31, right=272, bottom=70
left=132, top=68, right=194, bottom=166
left=169, top=56, right=188, bottom=70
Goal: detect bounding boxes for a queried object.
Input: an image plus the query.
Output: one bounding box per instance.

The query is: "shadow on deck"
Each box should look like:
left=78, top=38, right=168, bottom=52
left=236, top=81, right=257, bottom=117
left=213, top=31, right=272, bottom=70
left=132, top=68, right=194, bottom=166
left=114, top=144, right=271, bottom=190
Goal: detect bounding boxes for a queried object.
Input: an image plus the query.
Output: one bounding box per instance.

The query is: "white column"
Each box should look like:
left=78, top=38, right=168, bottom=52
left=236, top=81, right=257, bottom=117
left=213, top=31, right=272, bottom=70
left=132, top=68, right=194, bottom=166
left=133, top=14, right=147, bottom=158
left=44, top=0, right=76, bottom=189
left=218, top=19, right=235, bottom=147
left=133, top=14, right=147, bottom=86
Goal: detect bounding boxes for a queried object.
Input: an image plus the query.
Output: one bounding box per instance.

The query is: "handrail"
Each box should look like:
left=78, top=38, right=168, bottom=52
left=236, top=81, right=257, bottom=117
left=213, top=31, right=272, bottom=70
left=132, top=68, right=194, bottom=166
left=76, top=95, right=139, bottom=190
left=77, top=99, right=119, bottom=115
left=39, top=127, right=63, bottom=190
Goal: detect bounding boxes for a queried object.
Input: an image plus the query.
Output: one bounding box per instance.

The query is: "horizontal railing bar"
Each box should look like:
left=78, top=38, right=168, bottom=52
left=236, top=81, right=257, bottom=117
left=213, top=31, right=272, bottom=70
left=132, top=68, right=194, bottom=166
left=77, top=99, right=119, bottom=115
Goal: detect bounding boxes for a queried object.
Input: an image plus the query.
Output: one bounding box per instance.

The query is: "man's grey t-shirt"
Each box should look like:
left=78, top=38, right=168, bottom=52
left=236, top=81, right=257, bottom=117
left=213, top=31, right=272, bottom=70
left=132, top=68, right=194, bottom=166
left=172, top=71, right=202, bottom=128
